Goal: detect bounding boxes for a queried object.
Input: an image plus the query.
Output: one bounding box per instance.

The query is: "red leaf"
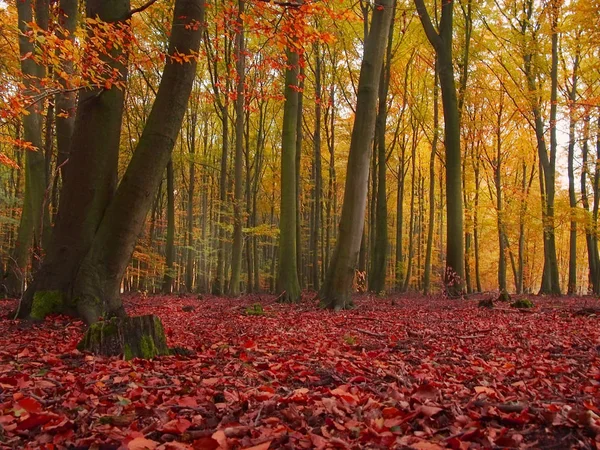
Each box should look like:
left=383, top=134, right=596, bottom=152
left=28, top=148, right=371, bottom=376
left=127, top=437, right=159, bottom=450
left=193, top=437, right=220, bottom=450
left=161, top=418, right=192, bottom=434
left=16, top=397, right=43, bottom=414
left=16, top=413, right=54, bottom=430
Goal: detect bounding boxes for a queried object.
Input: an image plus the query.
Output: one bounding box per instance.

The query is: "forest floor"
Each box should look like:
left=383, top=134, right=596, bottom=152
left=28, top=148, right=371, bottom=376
left=0, top=293, right=599, bottom=449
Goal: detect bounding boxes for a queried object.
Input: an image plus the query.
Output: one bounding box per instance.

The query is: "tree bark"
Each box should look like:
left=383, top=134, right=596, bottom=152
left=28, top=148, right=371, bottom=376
left=277, top=46, right=301, bottom=303
left=414, top=0, right=465, bottom=296
left=162, top=160, right=175, bottom=294
left=319, top=0, right=394, bottom=309
left=6, top=0, right=50, bottom=296
left=229, top=0, right=245, bottom=296
left=566, top=51, right=579, bottom=294
left=369, top=0, right=395, bottom=294
left=312, top=42, right=323, bottom=291
left=19, top=0, right=204, bottom=326
left=55, top=0, right=78, bottom=174
left=17, top=0, right=129, bottom=315
left=423, top=64, right=438, bottom=295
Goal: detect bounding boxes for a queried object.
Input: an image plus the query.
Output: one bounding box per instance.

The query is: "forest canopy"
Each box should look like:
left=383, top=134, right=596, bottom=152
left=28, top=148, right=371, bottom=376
left=0, top=0, right=599, bottom=302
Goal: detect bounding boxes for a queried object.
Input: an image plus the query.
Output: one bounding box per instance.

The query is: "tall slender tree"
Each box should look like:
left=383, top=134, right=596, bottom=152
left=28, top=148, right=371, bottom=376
left=319, top=0, right=394, bottom=309
left=414, top=0, right=465, bottom=296
left=277, top=43, right=301, bottom=303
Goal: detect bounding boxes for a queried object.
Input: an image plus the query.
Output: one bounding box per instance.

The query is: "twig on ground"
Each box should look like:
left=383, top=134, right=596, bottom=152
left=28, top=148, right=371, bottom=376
left=355, top=328, right=387, bottom=338
left=494, top=307, right=536, bottom=314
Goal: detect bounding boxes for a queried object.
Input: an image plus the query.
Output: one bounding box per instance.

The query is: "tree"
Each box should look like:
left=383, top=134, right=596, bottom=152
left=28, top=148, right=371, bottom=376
left=369, top=0, right=396, bottom=294
left=17, top=0, right=204, bottom=340
left=162, top=159, right=175, bottom=294
left=319, top=0, right=394, bottom=310
left=229, top=0, right=245, bottom=296
left=277, top=44, right=302, bottom=303
left=5, top=0, right=50, bottom=296
left=414, top=0, right=465, bottom=296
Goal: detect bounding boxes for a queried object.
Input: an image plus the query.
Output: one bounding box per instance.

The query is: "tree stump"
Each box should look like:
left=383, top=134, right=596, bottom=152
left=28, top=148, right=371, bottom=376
left=496, top=290, right=511, bottom=303
left=77, top=315, right=169, bottom=359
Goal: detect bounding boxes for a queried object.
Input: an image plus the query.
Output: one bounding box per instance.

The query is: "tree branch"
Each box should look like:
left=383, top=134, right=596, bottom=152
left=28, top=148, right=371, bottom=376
left=127, top=0, right=160, bottom=19
left=413, top=0, right=441, bottom=50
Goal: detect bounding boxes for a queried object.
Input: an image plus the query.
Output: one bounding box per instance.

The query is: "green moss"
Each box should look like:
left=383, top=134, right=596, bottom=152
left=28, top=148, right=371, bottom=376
left=245, top=303, right=264, bottom=316
left=30, top=291, right=64, bottom=320
left=511, top=298, right=534, bottom=309
left=140, top=335, right=158, bottom=359
left=102, top=318, right=119, bottom=336
left=123, top=344, right=133, bottom=361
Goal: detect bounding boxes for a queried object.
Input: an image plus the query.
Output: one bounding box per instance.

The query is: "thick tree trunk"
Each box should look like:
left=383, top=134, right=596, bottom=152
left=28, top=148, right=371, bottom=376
left=319, top=0, right=393, bottom=309
left=19, top=0, right=204, bottom=327
left=17, top=0, right=129, bottom=316
left=277, top=47, right=301, bottom=303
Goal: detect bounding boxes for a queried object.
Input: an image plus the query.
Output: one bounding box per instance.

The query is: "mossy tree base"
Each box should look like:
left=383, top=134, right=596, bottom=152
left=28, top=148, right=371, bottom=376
left=497, top=290, right=511, bottom=303
left=77, top=315, right=169, bottom=360
left=29, top=290, right=74, bottom=320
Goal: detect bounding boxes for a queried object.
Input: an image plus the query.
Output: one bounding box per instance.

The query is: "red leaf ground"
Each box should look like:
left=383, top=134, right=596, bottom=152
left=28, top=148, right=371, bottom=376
left=0, top=294, right=599, bottom=449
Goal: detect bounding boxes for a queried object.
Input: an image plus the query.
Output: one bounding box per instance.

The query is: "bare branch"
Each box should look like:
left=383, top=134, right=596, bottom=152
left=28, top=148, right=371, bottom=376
left=127, top=0, right=160, bottom=19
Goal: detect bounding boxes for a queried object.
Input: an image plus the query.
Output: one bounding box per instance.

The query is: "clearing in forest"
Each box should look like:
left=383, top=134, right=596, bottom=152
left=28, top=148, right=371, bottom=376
left=0, top=295, right=599, bottom=449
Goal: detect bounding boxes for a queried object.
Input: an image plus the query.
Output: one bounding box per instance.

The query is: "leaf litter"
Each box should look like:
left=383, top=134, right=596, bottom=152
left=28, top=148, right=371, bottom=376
left=0, top=294, right=599, bottom=449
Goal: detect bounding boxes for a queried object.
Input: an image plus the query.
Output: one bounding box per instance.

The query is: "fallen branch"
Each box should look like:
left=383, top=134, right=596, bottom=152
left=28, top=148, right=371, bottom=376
left=494, top=307, right=536, bottom=314
left=457, top=334, right=488, bottom=339
left=473, top=400, right=542, bottom=414
left=355, top=328, right=387, bottom=338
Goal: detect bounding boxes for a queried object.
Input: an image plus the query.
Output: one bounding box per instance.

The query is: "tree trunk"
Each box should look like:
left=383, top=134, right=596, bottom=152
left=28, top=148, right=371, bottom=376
left=162, top=160, right=175, bottom=294
left=55, top=0, right=78, bottom=174
left=185, top=114, right=196, bottom=293
left=295, top=65, right=304, bottom=289
left=319, top=0, right=393, bottom=309
left=423, top=64, right=438, bottom=295
left=229, top=0, right=245, bottom=296
left=369, top=1, right=395, bottom=294
left=312, top=42, right=323, bottom=291
left=414, top=0, right=465, bottom=296
left=277, top=46, right=301, bottom=303
left=6, top=0, right=50, bottom=296
left=582, top=115, right=600, bottom=293
left=521, top=0, right=560, bottom=295
left=17, top=0, right=129, bottom=315
left=567, top=52, right=579, bottom=295
left=19, top=0, right=204, bottom=330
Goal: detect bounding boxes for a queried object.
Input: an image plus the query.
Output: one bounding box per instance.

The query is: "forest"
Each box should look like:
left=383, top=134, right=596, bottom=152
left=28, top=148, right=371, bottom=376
left=0, top=0, right=599, bottom=448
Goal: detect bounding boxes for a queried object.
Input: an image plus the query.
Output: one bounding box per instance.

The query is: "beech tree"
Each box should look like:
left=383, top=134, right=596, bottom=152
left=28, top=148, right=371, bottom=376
left=5, top=0, right=50, bottom=296
left=319, top=0, right=394, bottom=309
left=16, top=0, right=204, bottom=356
left=414, top=0, right=465, bottom=296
